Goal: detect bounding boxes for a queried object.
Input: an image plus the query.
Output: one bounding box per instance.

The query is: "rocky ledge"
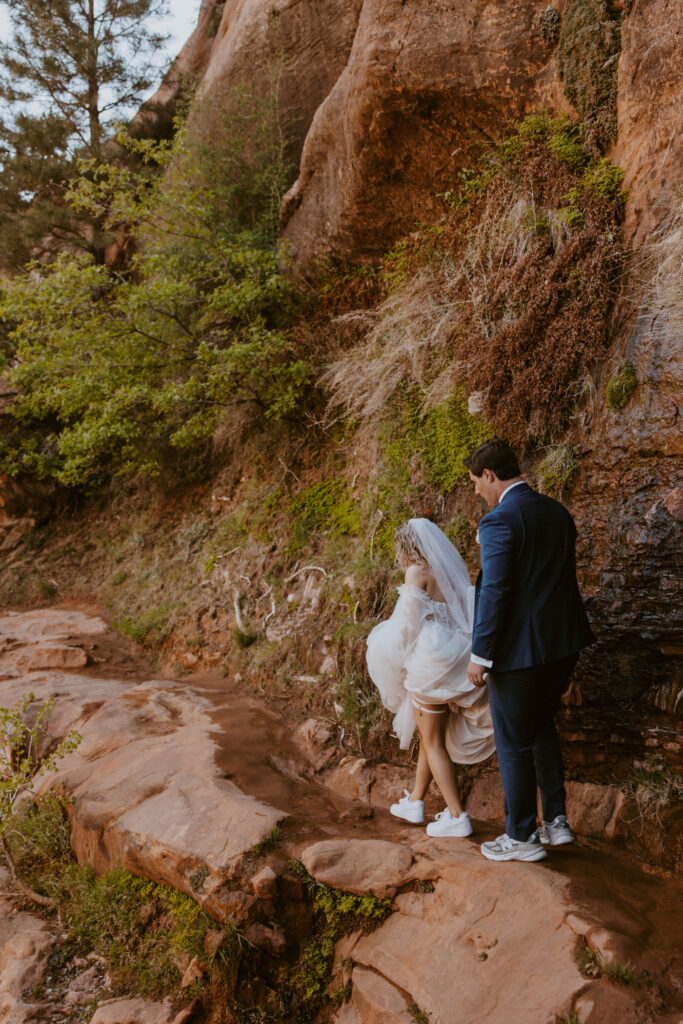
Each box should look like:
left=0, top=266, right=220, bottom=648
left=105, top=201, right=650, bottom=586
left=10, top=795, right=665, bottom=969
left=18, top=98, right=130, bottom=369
left=1, top=608, right=682, bottom=1024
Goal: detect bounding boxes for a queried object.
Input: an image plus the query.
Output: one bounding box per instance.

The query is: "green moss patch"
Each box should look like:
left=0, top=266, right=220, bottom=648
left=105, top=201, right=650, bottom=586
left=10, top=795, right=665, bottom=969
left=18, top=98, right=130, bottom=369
left=606, top=362, right=637, bottom=409
left=288, top=479, right=361, bottom=553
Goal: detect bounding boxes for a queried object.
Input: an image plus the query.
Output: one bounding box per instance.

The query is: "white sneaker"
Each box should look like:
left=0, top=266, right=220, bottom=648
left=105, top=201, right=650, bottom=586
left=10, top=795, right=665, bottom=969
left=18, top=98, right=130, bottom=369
left=539, top=815, right=574, bottom=846
left=426, top=809, right=473, bottom=838
left=480, top=832, right=547, bottom=862
left=390, top=790, right=424, bottom=824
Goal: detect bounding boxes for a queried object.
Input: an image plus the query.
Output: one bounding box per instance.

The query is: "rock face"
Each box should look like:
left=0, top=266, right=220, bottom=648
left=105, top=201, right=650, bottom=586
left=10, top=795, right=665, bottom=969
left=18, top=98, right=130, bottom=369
left=614, top=0, right=683, bottom=250
left=0, top=473, right=52, bottom=553
left=280, top=0, right=561, bottom=264
left=197, top=0, right=363, bottom=165
left=561, top=0, right=683, bottom=791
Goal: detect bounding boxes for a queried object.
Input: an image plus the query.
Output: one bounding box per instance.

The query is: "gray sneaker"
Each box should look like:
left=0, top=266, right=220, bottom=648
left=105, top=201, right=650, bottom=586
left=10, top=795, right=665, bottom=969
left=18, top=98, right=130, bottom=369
left=540, top=815, right=574, bottom=846
left=481, top=832, right=548, bottom=862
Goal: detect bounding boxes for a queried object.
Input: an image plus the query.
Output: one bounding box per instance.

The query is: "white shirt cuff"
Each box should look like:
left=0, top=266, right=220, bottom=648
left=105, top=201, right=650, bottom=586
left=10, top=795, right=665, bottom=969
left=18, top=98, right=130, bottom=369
left=471, top=653, right=493, bottom=668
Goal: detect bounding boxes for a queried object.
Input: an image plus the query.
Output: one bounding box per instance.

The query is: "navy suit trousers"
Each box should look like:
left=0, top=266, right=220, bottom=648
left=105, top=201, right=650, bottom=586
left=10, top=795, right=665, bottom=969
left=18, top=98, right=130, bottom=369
left=488, top=653, right=578, bottom=841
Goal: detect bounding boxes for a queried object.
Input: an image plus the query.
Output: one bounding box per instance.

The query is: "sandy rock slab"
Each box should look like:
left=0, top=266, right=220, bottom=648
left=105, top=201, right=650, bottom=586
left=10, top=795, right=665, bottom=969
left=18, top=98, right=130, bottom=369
left=0, top=611, right=286, bottom=900
left=329, top=833, right=683, bottom=1024
left=0, top=609, right=108, bottom=644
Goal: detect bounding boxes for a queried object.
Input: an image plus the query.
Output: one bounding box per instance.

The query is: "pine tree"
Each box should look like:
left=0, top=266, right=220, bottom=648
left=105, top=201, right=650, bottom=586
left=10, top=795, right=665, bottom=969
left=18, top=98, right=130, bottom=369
left=0, top=0, right=170, bottom=270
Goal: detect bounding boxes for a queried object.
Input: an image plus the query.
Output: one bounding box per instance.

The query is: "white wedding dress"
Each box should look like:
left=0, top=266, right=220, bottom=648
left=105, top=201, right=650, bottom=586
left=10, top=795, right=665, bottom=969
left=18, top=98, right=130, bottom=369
left=366, top=581, right=495, bottom=764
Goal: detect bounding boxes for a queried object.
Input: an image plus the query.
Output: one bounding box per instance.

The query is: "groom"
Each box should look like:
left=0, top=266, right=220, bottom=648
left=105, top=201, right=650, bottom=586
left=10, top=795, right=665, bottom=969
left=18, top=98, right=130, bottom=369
left=464, top=438, right=594, bottom=862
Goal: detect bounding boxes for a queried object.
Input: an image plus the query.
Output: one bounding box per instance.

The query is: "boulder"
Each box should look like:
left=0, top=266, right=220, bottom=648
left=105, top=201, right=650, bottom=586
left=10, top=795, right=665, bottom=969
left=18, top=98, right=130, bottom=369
left=565, top=781, right=630, bottom=841
left=466, top=771, right=505, bottom=824
left=250, top=864, right=278, bottom=899
left=201, top=889, right=258, bottom=927
left=369, top=764, right=417, bottom=808
left=294, top=718, right=335, bottom=770
left=65, top=964, right=100, bottom=1005
left=322, top=757, right=375, bottom=802
left=180, top=956, right=204, bottom=989
left=301, top=839, right=414, bottom=898
left=89, top=997, right=177, bottom=1024
left=27, top=644, right=88, bottom=671
left=243, top=922, right=287, bottom=957
left=0, top=611, right=286, bottom=895
left=0, top=899, right=53, bottom=1024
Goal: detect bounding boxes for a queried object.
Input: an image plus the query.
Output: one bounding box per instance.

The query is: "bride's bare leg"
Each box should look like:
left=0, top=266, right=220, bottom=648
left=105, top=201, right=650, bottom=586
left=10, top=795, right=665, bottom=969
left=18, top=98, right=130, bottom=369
left=415, top=704, right=464, bottom=817
left=411, top=741, right=432, bottom=801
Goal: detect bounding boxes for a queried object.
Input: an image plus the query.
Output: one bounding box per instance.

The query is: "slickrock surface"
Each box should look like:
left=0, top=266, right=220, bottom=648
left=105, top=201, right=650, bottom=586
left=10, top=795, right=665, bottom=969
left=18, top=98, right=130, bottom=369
left=1, top=609, right=682, bottom=1024
left=0, top=610, right=284, bottom=897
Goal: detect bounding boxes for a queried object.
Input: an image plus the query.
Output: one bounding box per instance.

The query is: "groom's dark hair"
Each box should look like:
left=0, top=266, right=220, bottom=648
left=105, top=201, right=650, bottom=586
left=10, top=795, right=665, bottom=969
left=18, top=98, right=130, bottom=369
left=464, top=438, right=521, bottom=480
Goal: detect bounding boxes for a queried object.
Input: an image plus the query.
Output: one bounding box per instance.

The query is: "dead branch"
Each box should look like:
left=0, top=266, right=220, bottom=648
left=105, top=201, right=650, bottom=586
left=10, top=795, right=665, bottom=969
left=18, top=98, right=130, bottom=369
left=1, top=834, right=56, bottom=909
left=284, top=565, right=328, bottom=583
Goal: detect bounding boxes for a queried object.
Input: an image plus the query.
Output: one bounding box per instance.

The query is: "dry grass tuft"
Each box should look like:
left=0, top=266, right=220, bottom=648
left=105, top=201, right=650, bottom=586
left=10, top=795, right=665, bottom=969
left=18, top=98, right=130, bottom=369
left=322, top=131, right=624, bottom=448
left=636, top=189, right=683, bottom=337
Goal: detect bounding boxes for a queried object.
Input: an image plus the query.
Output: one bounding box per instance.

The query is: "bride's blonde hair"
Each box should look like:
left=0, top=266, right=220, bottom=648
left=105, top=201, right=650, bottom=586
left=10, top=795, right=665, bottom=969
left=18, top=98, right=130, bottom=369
left=394, top=522, right=427, bottom=570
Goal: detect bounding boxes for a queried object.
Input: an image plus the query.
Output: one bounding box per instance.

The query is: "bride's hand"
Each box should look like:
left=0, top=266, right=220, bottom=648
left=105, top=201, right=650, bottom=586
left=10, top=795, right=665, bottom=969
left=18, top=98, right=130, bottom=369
left=467, top=660, right=488, bottom=687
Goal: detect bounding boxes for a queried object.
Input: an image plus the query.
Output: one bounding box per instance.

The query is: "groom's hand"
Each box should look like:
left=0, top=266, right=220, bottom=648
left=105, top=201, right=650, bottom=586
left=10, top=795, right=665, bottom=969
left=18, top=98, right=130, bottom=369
left=467, top=661, right=488, bottom=687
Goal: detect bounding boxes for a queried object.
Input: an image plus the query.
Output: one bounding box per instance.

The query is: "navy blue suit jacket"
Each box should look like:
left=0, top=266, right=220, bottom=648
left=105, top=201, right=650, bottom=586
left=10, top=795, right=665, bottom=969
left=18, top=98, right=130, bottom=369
left=472, top=483, right=594, bottom=671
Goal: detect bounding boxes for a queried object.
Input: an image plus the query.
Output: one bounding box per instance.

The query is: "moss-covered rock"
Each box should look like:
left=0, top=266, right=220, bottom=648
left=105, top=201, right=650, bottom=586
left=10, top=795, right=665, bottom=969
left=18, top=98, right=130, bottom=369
left=606, top=362, right=637, bottom=409
left=558, top=0, right=622, bottom=153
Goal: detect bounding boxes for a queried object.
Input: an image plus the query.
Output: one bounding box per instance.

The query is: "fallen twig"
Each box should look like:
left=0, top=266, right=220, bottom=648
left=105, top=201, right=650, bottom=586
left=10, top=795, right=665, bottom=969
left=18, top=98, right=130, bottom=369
left=369, top=510, right=384, bottom=561
left=285, top=564, right=328, bottom=583
left=233, top=591, right=247, bottom=633
left=264, top=595, right=276, bottom=628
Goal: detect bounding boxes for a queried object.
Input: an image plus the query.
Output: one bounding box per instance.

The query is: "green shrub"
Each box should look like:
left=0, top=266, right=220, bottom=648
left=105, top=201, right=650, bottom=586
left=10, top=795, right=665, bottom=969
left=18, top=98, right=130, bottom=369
left=113, top=604, right=172, bottom=647
left=419, top=395, right=490, bottom=492
left=288, top=479, right=361, bottom=552
left=574, top=937, right=639, bottom=986
left=36, top=579, right=58, bottom=599
left=0, top=78, right=309, bottom=488
left=606, top=362, right=637, bottom=409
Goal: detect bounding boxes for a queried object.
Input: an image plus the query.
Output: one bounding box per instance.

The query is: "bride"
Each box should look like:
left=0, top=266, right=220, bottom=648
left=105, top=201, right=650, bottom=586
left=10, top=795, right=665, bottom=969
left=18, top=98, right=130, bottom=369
left=366, top=518, right=495, bottom=838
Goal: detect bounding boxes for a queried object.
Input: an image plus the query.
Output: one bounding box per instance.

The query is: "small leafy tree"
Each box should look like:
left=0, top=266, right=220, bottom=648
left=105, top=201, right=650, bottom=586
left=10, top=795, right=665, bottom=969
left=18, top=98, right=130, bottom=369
left=0, top=0, right=171, bottom=268
left=0, top=78, right=308, bottom=487
left=0, top=691, right=81, bottom=904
